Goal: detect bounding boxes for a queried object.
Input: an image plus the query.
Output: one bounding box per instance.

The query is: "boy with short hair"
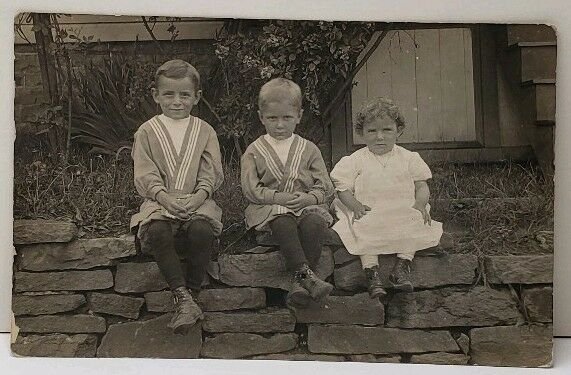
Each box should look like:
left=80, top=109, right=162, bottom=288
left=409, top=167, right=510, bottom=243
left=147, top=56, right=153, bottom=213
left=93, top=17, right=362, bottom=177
left=241, top=78, right=334, bottom=308
left=130, top=59, right=224, bottom=334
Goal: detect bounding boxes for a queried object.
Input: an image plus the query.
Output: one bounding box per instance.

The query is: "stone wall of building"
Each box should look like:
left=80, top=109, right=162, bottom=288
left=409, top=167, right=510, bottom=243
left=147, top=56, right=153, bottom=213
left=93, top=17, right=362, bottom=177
left=11, top=219, right=553, bottom=367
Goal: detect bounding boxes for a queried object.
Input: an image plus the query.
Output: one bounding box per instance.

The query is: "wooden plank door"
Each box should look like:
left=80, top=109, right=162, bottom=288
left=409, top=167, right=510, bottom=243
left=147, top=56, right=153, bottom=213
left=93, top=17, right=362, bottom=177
left=351, top=28, right=476, bottom=146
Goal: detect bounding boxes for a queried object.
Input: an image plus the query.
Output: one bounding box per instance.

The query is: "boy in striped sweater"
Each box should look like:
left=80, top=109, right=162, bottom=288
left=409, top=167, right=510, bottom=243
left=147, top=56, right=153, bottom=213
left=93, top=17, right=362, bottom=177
left=130, top=60, right=223, bottom=334
left=241, top=78, right=334, bottom=308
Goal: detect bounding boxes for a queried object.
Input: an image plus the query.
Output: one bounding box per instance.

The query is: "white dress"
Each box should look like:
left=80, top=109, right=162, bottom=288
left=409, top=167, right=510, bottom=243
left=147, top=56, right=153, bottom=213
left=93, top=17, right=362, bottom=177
left=331, top=145, right=443, bottom=255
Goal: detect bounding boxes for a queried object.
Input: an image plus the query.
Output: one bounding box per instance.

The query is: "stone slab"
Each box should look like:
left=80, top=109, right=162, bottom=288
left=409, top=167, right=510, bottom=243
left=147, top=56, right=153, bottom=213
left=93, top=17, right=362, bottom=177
left=334, top=254, right=478, bottom=291
left=410, top=352, right=470, bottom=365
left=16, top=314, right=107, bottom=333
left=470, top=325, right=553, bottom=367
left=12, top=294, right=86, bottom=316
left=308, top=325, right=459, bottom=354
left=201, top=333, right=298, bottom=359
left=485, top=255, right=553, bottom=284
left=292, top=293, right=384, bottom=325
left=114, top=262, right=168, bottom=293
left=14, top=270, right=114, bottom=292
left=88, top=293, right=144, bottom=319
left=456, top=333, right=470, bottom=355
left=17, top=238, right=136, bottom=271
left=243, top=246, right=275, bottom=254
left=97, top=314, right=202, bottom=358
left=522, top=286, right=553, bottom=323
left=386, top=286, right=522, bottom=328
left=11, top=334, right=98, bottom=357
left=14, top=220, right=77, bottom=245
left=252, top=350, right=345, bottom=361
left=349, top=354, right=401, bottom=363
left=145, top=287, right=267, bottom=313
left=203, top=309, right=295, bottom=333
left=199, top=287, right=267, bottom=311
left=219, top=247, right=333, bottom=290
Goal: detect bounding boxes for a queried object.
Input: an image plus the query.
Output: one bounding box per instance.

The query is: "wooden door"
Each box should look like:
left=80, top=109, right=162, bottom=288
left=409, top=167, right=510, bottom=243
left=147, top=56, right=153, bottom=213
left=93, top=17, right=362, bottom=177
left=351, top=28, right=476, bottom=146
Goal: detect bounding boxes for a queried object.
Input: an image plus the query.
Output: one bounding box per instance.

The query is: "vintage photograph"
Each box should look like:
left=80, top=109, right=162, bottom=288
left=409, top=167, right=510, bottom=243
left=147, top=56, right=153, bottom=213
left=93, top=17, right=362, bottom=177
left=11, top=13, right=554, bottom=367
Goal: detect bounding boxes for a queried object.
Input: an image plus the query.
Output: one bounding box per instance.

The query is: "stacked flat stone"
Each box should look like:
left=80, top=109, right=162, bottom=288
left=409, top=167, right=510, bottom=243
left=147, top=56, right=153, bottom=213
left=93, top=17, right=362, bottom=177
left=11, top=220, right=553, bottom=366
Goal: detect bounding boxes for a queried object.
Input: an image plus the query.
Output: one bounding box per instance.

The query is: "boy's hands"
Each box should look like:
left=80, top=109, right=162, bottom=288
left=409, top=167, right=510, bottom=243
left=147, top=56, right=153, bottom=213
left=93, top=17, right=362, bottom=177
left=274, top=192, right=298, bottom=206
left=274, top=192, right=317, bottom=211
left=285, top=192, right=317, bottom=211
left=156, top=191, right=190, bottom=220
left=412, top=201, right=431, bottom=225
left=181, top=190, right=208, bottom=213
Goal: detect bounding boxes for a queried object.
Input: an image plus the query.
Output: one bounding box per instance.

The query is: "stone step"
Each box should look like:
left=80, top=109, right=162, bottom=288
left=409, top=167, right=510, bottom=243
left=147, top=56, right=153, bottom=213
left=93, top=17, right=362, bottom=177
left=522, top=79, right=555, bottom=125
left=87, top=293, right=144, bottom=319
left=97, top=314, right=202, bottom=358
left=12, top=294, right=86, bottom=316
left=290, top=293, right=384, bottom=325
left=521, top=286, right=553, bottom=323
left=218, top=247, right=333, bottom=290
left=14, top=270, right=114, bottom=292
left=506, top=25, right=556, bottom=46
left=307, top=325, right=459, bottom=355
left=333, top=254, right=478, bottom=292
left=15, top=314, right=107, bottom=334
left=386, top=286, right=523, bottom=328
left=144, top=287, right=266, bottom=313
left=513, top=43, right=556, bottom=82
left=14, top=220, right=77, bottom=245
left=485, top=255, right=553, bottom=284
left=203, top=309, right=295, bottom=333
left=11, top=334, right=98, bottom=358
left=16, top=237, right=136, bottom=271
left=470, top=325, right=552, bottom=367
left=201, top=332, right=298, bottom=359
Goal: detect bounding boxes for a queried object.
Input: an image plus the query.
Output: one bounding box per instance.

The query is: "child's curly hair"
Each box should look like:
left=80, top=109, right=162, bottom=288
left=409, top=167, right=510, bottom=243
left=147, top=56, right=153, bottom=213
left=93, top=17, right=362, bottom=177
left=354, top=97, right=406, bottom=133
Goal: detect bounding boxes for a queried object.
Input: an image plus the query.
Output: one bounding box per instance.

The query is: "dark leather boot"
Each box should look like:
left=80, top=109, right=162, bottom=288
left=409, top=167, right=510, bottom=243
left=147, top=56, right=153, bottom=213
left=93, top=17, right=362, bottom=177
left=286, top=279, right=312, bottom=308
left=294, top=264, right=333, bottom=302
left=389, top=258, right=414, bottom=292
left=364, top=266, right=387, bottom=299
left=168, top=286, right=203, bottom=335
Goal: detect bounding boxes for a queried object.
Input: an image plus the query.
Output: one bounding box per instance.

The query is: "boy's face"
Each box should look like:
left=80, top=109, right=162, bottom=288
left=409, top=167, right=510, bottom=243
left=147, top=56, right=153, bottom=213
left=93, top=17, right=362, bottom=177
left=258, top=101, right=302, bottom=140
left=361, top=116, right=401, bottom=156
left=152, top=76, right=201, bottom=120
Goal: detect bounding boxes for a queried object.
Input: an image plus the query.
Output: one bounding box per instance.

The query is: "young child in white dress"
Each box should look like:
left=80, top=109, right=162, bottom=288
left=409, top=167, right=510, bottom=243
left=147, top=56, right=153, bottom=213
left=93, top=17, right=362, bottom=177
left=330, top=97, right=443, bottom=298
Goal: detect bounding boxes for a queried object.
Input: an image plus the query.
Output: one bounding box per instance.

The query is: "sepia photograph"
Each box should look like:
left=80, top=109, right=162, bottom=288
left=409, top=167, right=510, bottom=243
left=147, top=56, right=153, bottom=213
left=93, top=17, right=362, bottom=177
left=11, top=13, right=554, bottom=367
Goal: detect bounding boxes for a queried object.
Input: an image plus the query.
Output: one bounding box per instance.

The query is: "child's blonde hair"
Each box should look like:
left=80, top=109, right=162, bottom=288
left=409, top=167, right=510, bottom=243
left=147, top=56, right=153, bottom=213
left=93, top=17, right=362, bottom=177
left=258, top=78, right=303, bottom=111
left=354, top=97, right=405, bottom=133
left=154, top=59, right=201, bottom=92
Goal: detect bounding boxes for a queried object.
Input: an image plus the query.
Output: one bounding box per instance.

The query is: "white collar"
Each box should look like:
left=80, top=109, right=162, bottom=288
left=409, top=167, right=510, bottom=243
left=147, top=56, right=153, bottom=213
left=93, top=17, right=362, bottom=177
left=265, top=134, right=295, bottom=145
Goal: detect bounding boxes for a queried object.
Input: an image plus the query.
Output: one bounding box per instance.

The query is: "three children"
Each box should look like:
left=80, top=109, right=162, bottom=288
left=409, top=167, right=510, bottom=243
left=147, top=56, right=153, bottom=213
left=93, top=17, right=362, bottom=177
left=131, top=60, right=441, bottom=335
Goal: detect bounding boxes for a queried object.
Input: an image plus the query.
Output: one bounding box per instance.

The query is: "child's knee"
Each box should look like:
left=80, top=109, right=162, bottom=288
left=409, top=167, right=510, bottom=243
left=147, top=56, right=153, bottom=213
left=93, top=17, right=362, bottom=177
left=145, top=221, right=171, bottom=241
left=301, top=213, right=328, bottom=229
left=187, top=219, right=215, bottom=240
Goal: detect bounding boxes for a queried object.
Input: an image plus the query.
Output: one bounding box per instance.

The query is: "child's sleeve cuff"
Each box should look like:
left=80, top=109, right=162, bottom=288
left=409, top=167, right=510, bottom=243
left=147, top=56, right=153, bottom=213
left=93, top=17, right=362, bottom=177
left=150, top=186, right=166, bottom=201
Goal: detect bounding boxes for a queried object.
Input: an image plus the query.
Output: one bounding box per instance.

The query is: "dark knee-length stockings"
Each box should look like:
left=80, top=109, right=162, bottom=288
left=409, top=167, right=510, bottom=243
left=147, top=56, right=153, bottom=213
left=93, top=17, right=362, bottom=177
left=269, top=214, right=328, bottom=271
left=144, top=220, right=214, bottom=291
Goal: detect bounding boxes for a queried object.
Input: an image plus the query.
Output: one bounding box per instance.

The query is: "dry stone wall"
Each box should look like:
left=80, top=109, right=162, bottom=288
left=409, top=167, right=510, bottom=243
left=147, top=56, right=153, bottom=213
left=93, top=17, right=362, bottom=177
left=11, top=220, right=553, bottom=367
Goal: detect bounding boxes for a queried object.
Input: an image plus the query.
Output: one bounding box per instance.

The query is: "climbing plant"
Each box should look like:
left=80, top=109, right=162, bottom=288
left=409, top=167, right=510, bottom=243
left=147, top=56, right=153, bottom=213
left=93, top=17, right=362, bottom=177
left=209, top=20, right=376, bottom=152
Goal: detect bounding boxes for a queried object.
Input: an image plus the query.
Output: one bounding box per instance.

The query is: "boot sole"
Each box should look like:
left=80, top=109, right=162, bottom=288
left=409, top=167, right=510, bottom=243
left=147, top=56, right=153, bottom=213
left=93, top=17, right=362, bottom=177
left=369, top=288, right=387, bottom=299
left=390, top=282, right=414, bottom=292
left=170, top=312, right=203, bottom=335
left=286, top=290, right=312, bottom=309
left=309, top=282, right=334, bottom=302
